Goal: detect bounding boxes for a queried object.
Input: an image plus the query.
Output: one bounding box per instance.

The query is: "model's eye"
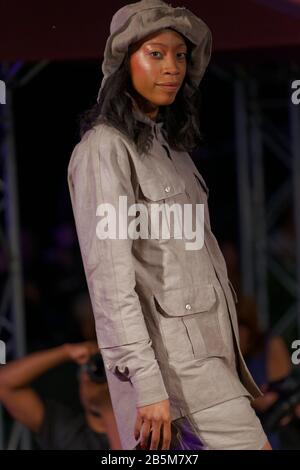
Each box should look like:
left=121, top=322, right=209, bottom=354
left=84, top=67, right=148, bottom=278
left=150, top=51, right=162, bottom=58
left=149, top=51, right=187, bottom=59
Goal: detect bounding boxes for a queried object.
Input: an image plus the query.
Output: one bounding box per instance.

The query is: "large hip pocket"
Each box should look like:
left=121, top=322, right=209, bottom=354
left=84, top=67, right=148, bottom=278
left=153, top=284, right=227, bottom=361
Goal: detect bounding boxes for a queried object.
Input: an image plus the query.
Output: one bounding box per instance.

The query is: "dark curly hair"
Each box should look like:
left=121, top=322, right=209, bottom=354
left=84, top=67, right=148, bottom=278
left=79, top=34, right=204, bottom=156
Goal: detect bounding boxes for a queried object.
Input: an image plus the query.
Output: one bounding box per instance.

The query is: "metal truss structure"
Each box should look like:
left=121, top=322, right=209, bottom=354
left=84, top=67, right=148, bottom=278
left=0, top=61, right=48, bottom=450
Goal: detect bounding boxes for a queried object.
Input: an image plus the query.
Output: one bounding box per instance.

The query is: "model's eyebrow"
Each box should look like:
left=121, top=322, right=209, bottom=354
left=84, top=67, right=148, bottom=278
left=146, top=42, right=187, bottom=49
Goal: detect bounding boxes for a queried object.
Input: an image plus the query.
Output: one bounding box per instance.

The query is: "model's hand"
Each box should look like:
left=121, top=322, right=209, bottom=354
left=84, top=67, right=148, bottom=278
left=64, top=341, right=99, bottom=364
left=134, top=399, right=171, bottom=450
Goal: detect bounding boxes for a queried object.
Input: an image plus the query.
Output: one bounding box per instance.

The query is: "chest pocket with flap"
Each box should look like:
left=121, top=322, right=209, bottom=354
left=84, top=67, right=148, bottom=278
left=137, top=176, right=186, bottom=239
left=138, top=176, right=185, bottom=201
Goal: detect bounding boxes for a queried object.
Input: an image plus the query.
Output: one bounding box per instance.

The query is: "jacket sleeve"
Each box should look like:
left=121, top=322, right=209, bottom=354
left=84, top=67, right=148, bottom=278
left=67, top=126, right=169, bottom=408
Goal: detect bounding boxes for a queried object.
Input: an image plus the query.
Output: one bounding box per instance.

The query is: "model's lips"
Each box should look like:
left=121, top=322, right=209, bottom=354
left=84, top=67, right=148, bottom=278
left=157, top=83, right=179, bottom=90
left=157, top=82, right=180, bottom=87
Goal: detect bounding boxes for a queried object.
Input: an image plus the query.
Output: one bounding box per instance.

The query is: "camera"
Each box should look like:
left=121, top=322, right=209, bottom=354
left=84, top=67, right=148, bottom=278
left=81, top=352, right=107, bottom=384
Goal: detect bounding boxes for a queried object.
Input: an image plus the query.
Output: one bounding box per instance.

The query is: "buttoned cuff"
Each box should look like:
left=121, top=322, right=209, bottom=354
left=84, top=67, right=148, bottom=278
left=131, top=372, right=169, bottom=408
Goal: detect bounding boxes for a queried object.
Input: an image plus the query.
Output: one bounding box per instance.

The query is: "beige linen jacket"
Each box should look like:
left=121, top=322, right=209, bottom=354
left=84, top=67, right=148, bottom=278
left=67, top=103, right=263, bottom=450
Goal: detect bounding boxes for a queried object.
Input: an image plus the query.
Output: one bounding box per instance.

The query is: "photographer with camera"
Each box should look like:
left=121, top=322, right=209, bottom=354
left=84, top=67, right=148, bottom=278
left=0, top=342, right=121, bottom=449
left=237, top=296, right=298, bottom=449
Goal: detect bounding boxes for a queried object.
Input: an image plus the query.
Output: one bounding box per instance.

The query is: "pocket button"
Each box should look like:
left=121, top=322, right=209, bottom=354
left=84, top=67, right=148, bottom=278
left=185, top=303, right=192, bottom=310
left=164, top=186, right=171, bottom=193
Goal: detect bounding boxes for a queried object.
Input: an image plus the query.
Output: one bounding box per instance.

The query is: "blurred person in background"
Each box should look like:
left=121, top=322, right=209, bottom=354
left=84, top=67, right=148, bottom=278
left=237, top=295, right=294, bottom=449
left=0, top=341, right=121, bottom=449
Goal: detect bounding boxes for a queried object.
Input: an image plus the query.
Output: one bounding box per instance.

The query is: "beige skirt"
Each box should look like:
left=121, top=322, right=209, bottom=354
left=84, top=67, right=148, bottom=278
left=170, top=396, right=268, bottom=450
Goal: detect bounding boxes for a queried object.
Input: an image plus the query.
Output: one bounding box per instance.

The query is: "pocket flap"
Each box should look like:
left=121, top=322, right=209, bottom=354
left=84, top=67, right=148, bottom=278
left=154, top=283, right=217, bottom=317
left=139, top=177, right=185, bottom=202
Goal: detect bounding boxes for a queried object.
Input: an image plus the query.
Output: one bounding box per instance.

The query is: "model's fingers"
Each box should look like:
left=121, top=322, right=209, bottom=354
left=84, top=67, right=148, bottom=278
left=134, top=414, right=143, bottom=440
left=149, top=421, right=162, bottom=450
left=161, top=420, right=171, bottom=450
left=140, top=420, right=151, bottom=449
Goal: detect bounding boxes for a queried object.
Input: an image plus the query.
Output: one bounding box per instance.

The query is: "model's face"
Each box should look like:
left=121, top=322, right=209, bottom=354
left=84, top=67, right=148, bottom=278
left=128, top=29, right=188, bottom=119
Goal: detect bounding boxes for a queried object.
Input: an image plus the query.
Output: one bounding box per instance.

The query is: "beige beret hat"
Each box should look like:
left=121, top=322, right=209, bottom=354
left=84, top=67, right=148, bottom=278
left=97, top=0, right=212, bottom=101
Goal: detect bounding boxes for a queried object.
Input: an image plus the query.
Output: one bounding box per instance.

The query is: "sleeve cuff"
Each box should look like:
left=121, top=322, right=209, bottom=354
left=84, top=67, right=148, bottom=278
left=131, top=372, right=169, bottom=408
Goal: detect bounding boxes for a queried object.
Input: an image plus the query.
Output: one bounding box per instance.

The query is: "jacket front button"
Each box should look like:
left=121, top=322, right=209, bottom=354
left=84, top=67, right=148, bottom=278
left=185, top=303, right=192, bottom=310
left=164, top=186, right=171, bottom=193
left=106, top=363, right=112, bottom=370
